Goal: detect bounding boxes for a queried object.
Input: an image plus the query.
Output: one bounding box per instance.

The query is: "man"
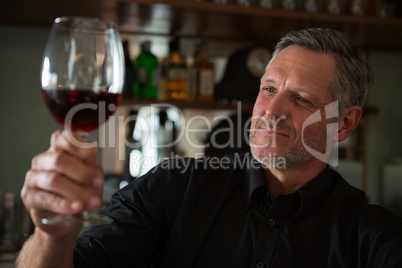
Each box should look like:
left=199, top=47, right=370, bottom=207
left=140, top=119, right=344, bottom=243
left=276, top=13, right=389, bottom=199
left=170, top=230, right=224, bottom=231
left=17, top=28, right=402, bottom=267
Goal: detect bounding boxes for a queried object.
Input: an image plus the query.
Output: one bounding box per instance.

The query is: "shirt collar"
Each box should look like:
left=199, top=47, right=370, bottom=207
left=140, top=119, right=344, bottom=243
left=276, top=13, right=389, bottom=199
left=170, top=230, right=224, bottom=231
left=244, top=155, right=334, bottom=217
left=244, top=154, right=268, bottom=206
left=296, top=165, right=334, bottom=217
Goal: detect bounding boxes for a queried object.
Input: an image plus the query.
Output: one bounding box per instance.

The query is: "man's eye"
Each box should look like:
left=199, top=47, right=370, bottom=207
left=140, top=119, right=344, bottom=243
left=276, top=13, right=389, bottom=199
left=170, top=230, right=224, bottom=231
left=263, top=87, right=274, bottom=92
left=296, top=96, right=312, bottom=105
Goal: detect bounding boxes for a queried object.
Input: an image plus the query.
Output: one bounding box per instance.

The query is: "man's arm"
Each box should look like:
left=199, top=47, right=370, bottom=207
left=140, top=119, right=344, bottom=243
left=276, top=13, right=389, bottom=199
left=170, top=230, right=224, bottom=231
left=16, top=227, right=79, bottom=268
left=367, top=219, right=402, bottom=267
left=16, top=130, right=103, bottom=268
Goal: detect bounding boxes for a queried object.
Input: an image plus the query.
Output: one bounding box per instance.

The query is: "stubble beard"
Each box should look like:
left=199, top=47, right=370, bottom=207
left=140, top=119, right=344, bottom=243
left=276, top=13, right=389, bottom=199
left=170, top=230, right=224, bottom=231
left=249, top=120, right=328, bottom=169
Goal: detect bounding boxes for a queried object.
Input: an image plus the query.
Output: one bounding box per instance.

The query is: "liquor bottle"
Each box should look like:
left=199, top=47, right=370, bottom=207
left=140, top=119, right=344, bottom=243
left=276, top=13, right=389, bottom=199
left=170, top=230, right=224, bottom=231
left=282, top=0, right=296, bottom=10
left=327, top=0, right=343, bottom=14
left=305, top=0, right=318, bottom=12
left=260, top=0, right=273, bottom=8
left=187, top=46, right=197, bottom=102
left=166, top=38, right=188, bottom=101
left=123, top=109, right=141, bottom=182
left=158, top=57, right=168, bottom=101
left=0, top=193, right=19, bottom=252
left=122, top=40, right=134, bottom=99
left=132, top=41, right=159, bottom=99
left=194, top=42, right=214, bottom=102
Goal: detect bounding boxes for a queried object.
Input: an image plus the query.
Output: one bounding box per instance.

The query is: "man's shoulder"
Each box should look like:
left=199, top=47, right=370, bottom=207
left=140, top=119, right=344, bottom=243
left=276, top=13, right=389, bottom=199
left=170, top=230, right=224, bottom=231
left=330, top=168, right=401, bottom=231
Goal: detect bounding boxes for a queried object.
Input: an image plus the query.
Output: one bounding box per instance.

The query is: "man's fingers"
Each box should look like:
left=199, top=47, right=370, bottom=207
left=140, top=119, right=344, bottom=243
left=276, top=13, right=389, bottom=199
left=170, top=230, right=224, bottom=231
left=23, top=169, right=101, bottom=212
left=21, top=130, right=104, bottom=234
left=32, top=151, right=103, bottom=190
left=22, top=180, right=82, bottom=215
left=50, top=130, right=98, bottom=165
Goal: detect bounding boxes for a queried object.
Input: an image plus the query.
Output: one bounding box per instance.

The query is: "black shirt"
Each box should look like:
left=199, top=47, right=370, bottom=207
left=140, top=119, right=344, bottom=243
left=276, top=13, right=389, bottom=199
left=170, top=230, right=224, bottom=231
left=74, top=155, right=402, bottom=268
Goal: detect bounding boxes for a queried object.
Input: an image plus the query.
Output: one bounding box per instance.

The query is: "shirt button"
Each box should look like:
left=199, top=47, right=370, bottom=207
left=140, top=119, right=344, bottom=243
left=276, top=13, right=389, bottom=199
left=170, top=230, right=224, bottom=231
left=268, top=218, right=275, bottom=226
left=256, top=262, right=264, bottom=268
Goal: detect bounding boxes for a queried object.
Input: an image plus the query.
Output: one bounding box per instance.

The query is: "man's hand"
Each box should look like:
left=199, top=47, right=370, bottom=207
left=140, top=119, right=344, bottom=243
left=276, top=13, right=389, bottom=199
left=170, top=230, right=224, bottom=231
left=17, top=130, right=104, bottom=267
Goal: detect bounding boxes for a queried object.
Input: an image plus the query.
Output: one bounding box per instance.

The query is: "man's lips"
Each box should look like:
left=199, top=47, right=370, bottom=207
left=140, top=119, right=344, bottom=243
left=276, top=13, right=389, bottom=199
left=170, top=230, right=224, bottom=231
left=253, top=117, right=294, bottom=139
left=259, top=128, right=289, bottom=137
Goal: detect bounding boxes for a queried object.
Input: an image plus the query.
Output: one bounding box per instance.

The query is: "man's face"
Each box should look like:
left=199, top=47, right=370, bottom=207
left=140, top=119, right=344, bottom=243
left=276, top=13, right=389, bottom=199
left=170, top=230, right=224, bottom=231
left=250, top=45, right=336, bottom=168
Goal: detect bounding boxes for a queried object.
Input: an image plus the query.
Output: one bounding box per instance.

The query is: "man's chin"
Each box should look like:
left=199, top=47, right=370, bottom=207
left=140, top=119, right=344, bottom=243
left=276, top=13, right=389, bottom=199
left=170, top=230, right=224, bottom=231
left=250, top=146, right=315, bottom=170
left=250, top=148, right=288, bottom=169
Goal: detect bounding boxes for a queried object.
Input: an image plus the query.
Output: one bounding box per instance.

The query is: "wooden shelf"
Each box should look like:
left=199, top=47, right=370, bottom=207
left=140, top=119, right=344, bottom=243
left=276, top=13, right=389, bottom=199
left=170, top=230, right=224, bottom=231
left=116, top=0, right=402, bottom=54
left=1, top=0, right=402, bottom=52
left=120, top=0, right=402, bottom=26
left=120, top=98, right=255, bottom=111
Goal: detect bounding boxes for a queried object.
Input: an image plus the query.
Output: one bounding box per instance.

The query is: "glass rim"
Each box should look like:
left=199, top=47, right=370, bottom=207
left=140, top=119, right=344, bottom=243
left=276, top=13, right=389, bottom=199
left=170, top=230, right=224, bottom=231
left=53, top=16, right=117, bottom=33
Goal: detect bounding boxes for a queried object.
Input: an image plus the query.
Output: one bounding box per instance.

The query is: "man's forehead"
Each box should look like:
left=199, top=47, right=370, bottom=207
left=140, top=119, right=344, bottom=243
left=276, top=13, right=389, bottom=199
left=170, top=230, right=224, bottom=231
left=261, top=47, right=336, bottom=104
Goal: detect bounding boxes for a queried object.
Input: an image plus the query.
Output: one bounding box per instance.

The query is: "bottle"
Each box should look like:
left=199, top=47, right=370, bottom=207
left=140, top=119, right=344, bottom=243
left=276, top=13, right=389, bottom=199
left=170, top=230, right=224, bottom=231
left=351, top=0, right=367, bottom=15
left=123, top=109, right=141, bottom=183
left=0, top=193, right=19, bottom=252
left=194, top=42, right=214, bottom=102
left=327, top=0, right=343, bottom=14
left=132, top=41, right=159, bottom=99
left=238, top=0, right=251, bottom=6
left=305, top=0, right=318, bottom=12
left=260, top=0, right=273, bottom=8
left=282, top=0, right=296, bottom=10
left=122, top=40, right=134, bottom=99
left=166, top=38, right=188, bottom=101
left=187, top=46, right=197, bottom=102
left=158, top=57, right=168, bottom=101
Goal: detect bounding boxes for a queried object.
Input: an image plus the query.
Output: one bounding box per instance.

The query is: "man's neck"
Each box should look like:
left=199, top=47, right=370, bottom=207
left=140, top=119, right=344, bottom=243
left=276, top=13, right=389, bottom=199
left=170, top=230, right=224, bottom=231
left=263, top=160, right=327, bottom=199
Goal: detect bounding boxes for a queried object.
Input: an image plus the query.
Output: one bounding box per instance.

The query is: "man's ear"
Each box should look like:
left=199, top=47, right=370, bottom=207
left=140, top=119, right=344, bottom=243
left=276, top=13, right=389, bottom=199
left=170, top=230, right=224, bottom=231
left=337, top=106, right=362, bottom=142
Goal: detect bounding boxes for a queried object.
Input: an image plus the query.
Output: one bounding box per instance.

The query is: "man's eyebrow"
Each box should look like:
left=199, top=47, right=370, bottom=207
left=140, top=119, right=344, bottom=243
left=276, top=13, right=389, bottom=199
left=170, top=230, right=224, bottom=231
left=292, top=88, right=311, bottom=95
left=261, top=77, right=329, bottom=104
left=260, top=77, right=278, bottom=84
left=290, top=88, right=325, bottom=103
left=261, top=79, right=312, bottom=96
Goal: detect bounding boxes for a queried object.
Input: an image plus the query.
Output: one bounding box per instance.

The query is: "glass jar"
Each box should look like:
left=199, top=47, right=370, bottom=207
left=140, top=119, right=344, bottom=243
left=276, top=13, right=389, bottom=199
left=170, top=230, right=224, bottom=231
left=327, top=0, right=343, bottom=14
left=351, top=0, right=368, bottom=15
left=305, top=0, right=319, bottom=12
left=282, top=0, right=296, bottom=10
left=260, top=0, right=274, bottom=8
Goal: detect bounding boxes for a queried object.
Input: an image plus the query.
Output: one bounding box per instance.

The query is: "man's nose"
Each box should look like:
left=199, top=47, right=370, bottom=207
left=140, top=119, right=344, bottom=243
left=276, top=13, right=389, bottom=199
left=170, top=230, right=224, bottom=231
left=264, top=92, right=288, bottom=121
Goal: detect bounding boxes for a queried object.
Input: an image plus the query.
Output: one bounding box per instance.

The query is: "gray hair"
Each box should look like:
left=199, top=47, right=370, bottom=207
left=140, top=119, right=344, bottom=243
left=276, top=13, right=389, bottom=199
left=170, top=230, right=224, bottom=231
left=270, top=28, right=374, bottom=113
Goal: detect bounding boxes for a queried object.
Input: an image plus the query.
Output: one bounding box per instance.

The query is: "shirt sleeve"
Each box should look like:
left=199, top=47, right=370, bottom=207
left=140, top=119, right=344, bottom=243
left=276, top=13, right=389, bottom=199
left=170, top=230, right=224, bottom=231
left=73, top=159, right=191, bottom=268
left=367, top=219, right=402, bottom=268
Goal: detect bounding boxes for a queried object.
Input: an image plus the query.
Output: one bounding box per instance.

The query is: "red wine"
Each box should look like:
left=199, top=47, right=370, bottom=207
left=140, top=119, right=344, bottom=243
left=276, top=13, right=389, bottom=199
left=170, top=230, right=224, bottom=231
left=42, top=89, right=122, bottom=132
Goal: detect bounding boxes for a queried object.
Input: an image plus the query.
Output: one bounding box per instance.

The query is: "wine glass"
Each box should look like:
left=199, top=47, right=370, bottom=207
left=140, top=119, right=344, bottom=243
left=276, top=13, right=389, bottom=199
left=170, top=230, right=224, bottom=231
left=40, top=17, right=125, bottom=226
